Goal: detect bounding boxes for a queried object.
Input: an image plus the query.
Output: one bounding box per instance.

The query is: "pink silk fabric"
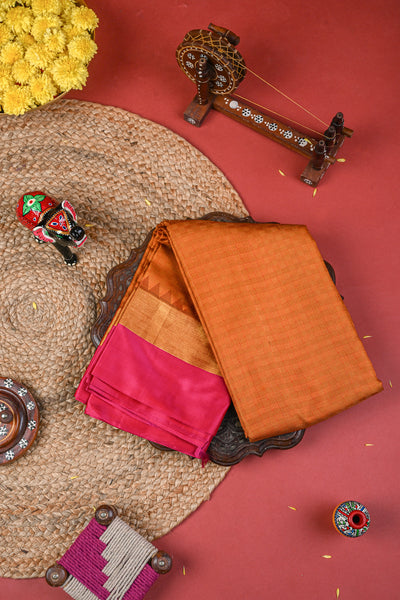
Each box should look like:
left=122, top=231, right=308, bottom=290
left=76, top=323, right=230, bottom=461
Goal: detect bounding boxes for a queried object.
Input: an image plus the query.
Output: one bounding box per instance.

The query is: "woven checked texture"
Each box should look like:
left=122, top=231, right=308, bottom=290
left=0, top=99, right=248, bottom=578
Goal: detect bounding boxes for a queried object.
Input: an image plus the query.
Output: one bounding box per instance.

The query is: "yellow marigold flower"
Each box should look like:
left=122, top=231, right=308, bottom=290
left=31, top=14, right=61, bottom=40
left=0, top=41, right=24, bottom=66
left=68, top=34, right=96, bottom=63
left=70, top=6, right=98, bottom=32
left=25, top=41, right=56, bottom=68
left=0, top=23, right=13, bottom=47
left=1, top=1, right=18, bottom=11
left=5, top=6, right=34, bottom=35
left=62, top=23, right=82, bottom=43
left=12, top=58, right=38, bottom=84
left=18, top=32, right=36, bottom=48
left=31, top=0, right=62, bottom=16
left=43, top=27, right=65, bottom=53
left=51, top=55, right=87, bottom=91
left=2, top=85, right=34, bottom=115
left=0, top=63, right=12, bottom=92
left=58, top=0, right=73, bottom=20
left=29, top=72, right=57, bottom=104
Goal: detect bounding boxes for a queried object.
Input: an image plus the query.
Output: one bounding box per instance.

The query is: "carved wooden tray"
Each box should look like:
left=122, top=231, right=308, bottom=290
left=91, top=212, right=336, bottom=466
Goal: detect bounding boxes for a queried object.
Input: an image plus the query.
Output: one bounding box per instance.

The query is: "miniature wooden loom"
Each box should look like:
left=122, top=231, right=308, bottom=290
left=45, top=505, right=172, bottom=600
left=176, top=24, right=353, bottom=186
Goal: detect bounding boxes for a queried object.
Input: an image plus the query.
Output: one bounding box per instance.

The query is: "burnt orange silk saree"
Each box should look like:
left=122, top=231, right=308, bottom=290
left=76, top=220, right=382, bottom=457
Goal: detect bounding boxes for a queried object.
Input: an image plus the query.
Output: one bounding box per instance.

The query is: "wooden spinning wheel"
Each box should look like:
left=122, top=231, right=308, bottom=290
left=176, top=25, right=247, bottom=96
left=176, top=24, right=353, bottom=186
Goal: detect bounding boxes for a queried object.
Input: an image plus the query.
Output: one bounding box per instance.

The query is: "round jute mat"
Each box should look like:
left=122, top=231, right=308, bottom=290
left=0, top=99, right=248, bottom=578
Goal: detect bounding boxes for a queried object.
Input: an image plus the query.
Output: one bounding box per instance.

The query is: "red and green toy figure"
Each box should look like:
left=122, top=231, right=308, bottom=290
left=16, top=191, right=87, bottom=266
left=332, top=500, right=370, bottom=537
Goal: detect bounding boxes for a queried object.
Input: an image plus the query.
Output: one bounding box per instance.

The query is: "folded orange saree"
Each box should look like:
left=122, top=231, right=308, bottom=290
left=77, top=220, right=382, bottom=447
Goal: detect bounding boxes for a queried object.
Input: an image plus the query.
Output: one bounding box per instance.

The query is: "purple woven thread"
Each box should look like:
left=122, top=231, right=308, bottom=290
left=59, top=519, right=110, bottom=600
left=122, top=564, right=159, bottom=600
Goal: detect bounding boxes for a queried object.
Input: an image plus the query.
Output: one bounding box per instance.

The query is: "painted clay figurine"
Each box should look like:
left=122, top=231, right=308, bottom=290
left=16, top=192, right=87, bottom=265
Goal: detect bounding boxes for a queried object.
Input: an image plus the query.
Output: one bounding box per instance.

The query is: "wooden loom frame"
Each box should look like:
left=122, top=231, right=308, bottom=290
left=176, top=23, right=353, bottom=186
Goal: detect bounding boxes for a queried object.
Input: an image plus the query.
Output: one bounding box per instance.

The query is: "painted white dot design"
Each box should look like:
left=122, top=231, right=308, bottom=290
left=242, top=108, right=251, bottom=117
left=283, top=131, right=293, bottom=139
left=269, top=123, right=278, bottom=131
left=254, top=115, right=263, bottom=124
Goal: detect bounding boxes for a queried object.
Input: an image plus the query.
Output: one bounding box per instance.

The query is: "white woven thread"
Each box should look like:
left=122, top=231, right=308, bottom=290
left=62, top=575, right=99, bottom=600
left=100, top=517, right=157, bottom=600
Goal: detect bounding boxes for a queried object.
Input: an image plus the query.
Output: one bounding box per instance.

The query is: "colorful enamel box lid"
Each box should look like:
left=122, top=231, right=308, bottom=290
left=332, top=500, right=371, bottom=537
left=16, top=192, right=57, bottom=230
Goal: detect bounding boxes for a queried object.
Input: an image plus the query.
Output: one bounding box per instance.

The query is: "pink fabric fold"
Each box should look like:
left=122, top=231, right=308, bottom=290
left=76, top=324, right=230, bottom=460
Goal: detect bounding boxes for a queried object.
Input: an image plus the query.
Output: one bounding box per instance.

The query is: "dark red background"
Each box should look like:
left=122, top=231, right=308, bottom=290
left=1, top=1, right=399, bottom=598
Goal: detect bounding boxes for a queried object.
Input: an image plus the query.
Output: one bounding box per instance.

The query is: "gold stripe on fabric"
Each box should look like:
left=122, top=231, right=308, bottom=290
left=119, top=287, right=221, bottom=375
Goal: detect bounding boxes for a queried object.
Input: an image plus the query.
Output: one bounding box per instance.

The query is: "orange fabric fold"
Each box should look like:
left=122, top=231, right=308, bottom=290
left=105, top=220, right=383, bottom=442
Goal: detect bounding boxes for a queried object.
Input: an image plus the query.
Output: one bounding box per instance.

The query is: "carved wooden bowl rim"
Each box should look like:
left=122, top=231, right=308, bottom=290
left=89, top=212, right=327, bottom=465
left=0, top=377, right=39, bottom=465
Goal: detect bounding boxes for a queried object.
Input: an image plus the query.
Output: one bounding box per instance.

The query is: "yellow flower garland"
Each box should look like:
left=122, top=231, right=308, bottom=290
left=0, top=0, right=98, bottom=115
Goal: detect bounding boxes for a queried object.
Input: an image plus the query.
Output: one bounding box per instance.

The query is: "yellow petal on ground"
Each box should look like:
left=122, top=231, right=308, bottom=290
left=70, top=476, right=79, bottom=480
left=182, top=565, right=186, bottom=575
left=278, top=169, right=286, bottom=176
left=322, top=555, right=332, bottom=559
left=145, top=198, right=151, bottom=206
left=363, top=335, right=372, bottom=338
left=389, top=380, right=393, bottom=388
left=313, top=188, right=317, bottom=197
left=336, top=588, right=340, bottom=598
left=288, top=506, right=297, bottom=511
left=336, top=158, right=346, bottom=163
left=364, top=443, right=374, bottom=446
left=32, top=302, right=37, bottom=310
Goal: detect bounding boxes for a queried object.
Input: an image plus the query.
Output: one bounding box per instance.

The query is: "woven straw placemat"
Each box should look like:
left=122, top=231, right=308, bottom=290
left=0, top=99, right=248, bottom=578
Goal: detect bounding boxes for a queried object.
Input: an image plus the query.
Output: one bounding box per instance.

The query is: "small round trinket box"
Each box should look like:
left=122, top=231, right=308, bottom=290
left=0, top=377, right=39, bottom=465
left=332, top=500, right=370, bottom=537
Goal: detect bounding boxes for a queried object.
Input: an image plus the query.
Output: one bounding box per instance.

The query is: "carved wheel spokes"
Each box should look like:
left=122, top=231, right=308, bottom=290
left=176, top=27, right=246, bottom=95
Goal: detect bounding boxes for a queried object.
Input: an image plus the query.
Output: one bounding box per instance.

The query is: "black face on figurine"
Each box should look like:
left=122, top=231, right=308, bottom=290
left=16, top=192, right=87, bottom=266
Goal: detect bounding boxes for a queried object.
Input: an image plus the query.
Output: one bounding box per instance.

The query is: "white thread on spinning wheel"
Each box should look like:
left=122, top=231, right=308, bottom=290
left=245, top=66, right=329, bottom=128
left=180, top=29, right=329, bottom=132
